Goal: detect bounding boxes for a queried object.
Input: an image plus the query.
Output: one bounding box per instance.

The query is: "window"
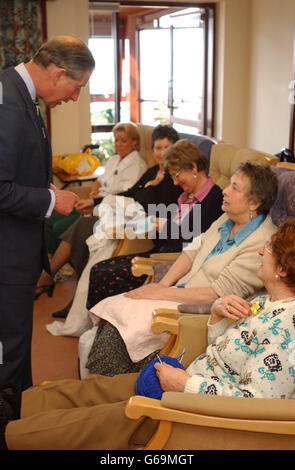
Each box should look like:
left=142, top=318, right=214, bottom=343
left=88, top=1, right=215, bottom=149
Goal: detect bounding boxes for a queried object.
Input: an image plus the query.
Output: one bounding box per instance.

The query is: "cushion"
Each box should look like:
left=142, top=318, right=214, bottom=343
left=270, top=166, right=295, bottom=226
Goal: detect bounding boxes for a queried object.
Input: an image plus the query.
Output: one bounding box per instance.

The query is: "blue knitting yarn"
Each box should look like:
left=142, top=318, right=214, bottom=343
left=135, top=355, right=185, bottom=400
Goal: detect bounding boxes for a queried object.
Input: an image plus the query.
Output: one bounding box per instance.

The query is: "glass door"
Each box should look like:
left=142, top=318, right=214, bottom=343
left=87, top=2, right=215, bottom=139
left=139, top=28, right=171, bottom=125
left=138, top=7, right=214, bottom=135
left=88, top=7, right=131, bottom=162
left=171, top=26, right=204, bottom=132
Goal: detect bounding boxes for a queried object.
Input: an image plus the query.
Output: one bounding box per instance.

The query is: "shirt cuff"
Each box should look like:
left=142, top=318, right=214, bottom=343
left=184, top=374, right=204, bottom=394
left=45, top=189, right=56, bottom=218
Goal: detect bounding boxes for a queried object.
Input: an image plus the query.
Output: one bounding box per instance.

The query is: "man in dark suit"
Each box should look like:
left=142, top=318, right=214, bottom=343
left=0, top=36, right=95, bottom=391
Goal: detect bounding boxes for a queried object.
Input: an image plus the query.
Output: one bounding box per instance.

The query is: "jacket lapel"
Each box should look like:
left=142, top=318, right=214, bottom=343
left=9, top=68, right=52, bottom=185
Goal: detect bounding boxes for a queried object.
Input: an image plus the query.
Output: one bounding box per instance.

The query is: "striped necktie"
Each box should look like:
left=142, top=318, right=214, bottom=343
left=33, top=99, right=46, bottom=139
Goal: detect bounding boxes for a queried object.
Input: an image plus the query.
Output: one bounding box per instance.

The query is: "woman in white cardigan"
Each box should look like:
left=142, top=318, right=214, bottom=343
left=85, top=162, right=279, bottom=376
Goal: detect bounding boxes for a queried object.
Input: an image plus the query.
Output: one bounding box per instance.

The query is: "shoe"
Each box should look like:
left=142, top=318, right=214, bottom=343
left=0, top=417, right=8, bottom=450
left=0, top=396, right=13, bottom=421
left=52, top=307, right=70, bottom=318
left=0, top=383, right=17, bottom=394
left=34, top=281, right=55, bottom=300
left=0, top=383, right=21, bottom=421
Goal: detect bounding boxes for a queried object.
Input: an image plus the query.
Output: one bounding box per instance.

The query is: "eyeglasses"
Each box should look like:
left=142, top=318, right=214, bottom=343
left=264, top=241, right=272, bottom=254
left=170, top=169, right=182, bottom=181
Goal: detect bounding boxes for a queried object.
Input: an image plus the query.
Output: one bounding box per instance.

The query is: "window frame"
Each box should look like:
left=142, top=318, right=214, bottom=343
left=88, top=1, right=216, bottom=137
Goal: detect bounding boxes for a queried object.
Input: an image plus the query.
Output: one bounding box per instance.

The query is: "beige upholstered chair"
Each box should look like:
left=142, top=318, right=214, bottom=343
left=125, top=314, right=295, bottom=450
left=136, top=123, right=156, bottom=168
left=208, top=143, right=279, bottom=189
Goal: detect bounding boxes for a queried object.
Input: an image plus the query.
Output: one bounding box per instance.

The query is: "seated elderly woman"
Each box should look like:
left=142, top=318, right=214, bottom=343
left=84, top=161, right=278, bottom=376
left=37, top=121, right=147, bottom=298
left=86, top=138, right=224, bottom=314
left=1, top=220, right=295, bottom=450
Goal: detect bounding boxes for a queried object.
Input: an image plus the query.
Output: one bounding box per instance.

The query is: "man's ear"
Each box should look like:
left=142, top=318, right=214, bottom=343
left=51, top=66, right=67, bottom=85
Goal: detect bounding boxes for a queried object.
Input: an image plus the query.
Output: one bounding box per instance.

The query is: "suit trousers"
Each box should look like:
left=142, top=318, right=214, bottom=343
left=6, top=373, right=158, bottom=450
left=0, top=283, right=35, bottom=392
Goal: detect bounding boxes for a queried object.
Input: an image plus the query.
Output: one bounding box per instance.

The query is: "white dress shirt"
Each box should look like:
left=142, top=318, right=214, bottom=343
left=97, top=150, right=147, bottom=197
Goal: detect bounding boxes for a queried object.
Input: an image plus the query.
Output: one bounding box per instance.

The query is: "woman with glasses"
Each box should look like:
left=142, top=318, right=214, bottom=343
left=85, top=161, right=279, bottom=377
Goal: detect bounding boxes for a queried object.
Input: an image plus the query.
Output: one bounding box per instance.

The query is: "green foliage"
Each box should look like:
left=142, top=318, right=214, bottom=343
left=91, top=135, right=115, bottom=164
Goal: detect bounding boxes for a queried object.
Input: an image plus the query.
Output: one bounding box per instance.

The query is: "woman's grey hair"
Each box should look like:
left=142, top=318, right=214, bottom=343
left=33, top=36, right=95, bottom=80
left=234, top=161, right=278, bottom=215
left=162, top=139, right=208, bottom=173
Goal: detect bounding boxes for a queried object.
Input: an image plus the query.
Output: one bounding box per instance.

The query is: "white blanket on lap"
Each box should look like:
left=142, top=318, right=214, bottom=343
left=90, top=293, right=181, bottom=362
left=46, top=195, right=147, bottom=337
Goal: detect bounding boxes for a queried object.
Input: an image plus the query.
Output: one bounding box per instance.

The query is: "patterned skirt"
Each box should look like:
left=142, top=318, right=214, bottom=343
left=86, top=319, right=160, bottom=376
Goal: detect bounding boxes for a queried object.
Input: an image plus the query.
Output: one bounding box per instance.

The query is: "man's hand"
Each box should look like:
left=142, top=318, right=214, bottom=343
left=75, top=198, right=95, bottom=213
left=50, top=184, right=79, bottom=216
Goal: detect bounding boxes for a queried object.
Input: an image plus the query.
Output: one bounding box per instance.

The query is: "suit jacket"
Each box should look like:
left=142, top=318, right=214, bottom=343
left=0, top=67, right=52, bottom=284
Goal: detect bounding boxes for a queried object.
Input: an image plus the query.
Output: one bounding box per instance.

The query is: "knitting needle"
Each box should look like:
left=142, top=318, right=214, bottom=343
left=178, top=348, right=186, bottom=363
left=156, top=354, right=162, bottom=364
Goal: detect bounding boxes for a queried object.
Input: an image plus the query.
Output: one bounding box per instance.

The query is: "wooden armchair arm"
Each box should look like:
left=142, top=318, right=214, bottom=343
left=152, top=308, right=184, bottom=320
left=131, top=261, right=155, bottom=278
left=149, top=252, right=181, bottom=261
left=263, top=155, right=279, bottom=165
left=151, top=311, right=209, bottom=365
left=151, top=316, right=179, bottom=336
left=276, top=161, right=295, bottom=170
left=131, top=253, right=179, bottom=280
left=107, top=227, right=154, bottom=257
left=125, top=394, right=295, bottom=449
left=112, top=236, right=154, bottom=257
left=131, top=256, right=154, bottom=265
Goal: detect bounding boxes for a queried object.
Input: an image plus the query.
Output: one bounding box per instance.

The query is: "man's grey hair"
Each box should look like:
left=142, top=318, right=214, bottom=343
left=33, top=35, right=95, bottom=80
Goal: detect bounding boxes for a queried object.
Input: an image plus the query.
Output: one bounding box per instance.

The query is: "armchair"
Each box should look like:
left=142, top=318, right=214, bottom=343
left=111, top=229, right=155, bottom=258
left=126, top=315, right=295, bottom=450
left=208, top=143, right=279, bottom=189
left=132, top=252, right=181, bottom=283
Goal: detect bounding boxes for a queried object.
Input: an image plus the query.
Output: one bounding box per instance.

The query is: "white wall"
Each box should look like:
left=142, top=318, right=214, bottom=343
left=46, top=0, right=91, bottom=155
left=215, top=0, right=251, bottom=147
left=247, top=0, right=295, bottom=154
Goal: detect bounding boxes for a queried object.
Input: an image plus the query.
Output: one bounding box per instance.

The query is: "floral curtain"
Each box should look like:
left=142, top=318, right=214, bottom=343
left=0, top=0, right=44, bottom=71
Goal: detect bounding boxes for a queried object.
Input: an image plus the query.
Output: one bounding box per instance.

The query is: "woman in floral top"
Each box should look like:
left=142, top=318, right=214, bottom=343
left=156, top=219, right=295, bottom=399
